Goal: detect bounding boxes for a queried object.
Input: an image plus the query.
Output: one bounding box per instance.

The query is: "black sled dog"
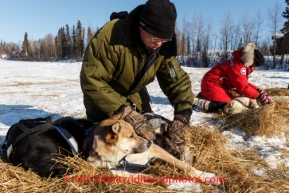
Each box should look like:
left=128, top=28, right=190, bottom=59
left=0, top=116, right=94, bottom=177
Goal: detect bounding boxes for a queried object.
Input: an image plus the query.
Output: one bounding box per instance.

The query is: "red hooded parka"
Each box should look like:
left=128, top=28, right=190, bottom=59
left=201, top=50, right=260, bottom=102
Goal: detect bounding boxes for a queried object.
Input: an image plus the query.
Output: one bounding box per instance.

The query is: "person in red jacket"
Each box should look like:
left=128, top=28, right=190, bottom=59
left=194, top=42, right=273, bottom=112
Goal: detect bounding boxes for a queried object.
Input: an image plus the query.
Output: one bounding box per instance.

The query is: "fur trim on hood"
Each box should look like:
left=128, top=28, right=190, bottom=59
left=241, top=42, right=258, bottom=67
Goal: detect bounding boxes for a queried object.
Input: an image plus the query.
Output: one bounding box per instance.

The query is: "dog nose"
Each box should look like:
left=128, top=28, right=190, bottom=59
left=147, top=140, right=152, bottom=148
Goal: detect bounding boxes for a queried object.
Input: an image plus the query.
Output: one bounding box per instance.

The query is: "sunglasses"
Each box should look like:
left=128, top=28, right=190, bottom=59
left=151, top=37, right=172, bottom=43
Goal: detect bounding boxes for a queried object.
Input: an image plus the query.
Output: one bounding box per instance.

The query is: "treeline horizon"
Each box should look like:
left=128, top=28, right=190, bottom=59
left=0, top=20, right=96, bottom=62
left=1, top=1, right=289, bottom=68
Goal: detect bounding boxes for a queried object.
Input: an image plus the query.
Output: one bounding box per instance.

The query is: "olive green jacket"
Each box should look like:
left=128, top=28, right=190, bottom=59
left=80, top=6, right=194, bottom=122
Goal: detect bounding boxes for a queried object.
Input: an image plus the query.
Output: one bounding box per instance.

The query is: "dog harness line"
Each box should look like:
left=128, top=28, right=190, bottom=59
left=6, top=121, right=53, bottom=160
left=4, top=123, right=79, bottom=161
left=52, top=126, right=79, bottom=154
left=232, top=98, right=251, bottom=109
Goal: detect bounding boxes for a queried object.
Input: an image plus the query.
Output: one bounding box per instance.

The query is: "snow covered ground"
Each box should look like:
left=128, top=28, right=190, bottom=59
left=0, top=58, right=289, bottom=170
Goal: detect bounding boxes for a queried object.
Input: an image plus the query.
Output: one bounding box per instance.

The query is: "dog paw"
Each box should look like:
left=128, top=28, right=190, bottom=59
left=188, top=170, right=221, bottom=186
left=200, top=172, right=221, bottom=186
left=180, top=147, right=191, bottom=162
left=208, top=188, right=226, bottom=193
left=167, top=181, right=202, bottom=193
left=252, top=104, right=260, bottom=109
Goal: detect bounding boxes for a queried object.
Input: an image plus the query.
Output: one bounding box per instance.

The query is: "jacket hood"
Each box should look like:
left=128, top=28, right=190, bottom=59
left=111, top=5, right=177, bottom=56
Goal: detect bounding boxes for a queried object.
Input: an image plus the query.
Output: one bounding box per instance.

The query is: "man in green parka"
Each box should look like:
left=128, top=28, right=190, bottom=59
left=80, top=0, right=194, bottom=156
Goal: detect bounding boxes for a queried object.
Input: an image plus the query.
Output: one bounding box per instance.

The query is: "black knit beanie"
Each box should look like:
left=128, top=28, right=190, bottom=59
left=139, top=0, right=177, bottom=39
left=254, top=50, right=265, bottom=66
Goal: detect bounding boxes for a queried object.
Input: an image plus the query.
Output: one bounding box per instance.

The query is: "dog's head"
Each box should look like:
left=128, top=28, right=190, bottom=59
left=223, top=97, right=261, bottom=115
left=90, top=119, right=149, bottom=159
left=223, top=100, right=250, bottom=115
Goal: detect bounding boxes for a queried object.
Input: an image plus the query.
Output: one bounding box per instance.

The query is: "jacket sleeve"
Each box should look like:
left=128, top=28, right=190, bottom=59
left=156, top=57, right=194, bottom=115
left=248, top=82, right=258, bottom=90
left=80, top=35, right=130, bottom=117
left=227, top=65, right=260, bottom=99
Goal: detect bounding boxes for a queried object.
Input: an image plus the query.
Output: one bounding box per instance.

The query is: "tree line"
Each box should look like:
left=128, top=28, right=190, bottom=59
left=3, top=20, right=96, bottom=61
left=0, top=1, right=289, bottom=69
left=176, top=1, right=288, bottom=69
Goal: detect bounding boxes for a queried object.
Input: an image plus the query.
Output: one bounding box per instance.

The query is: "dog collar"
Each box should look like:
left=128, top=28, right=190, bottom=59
left=233, top=98, right=251, bottom=109
left=110, top=156, right=149, bottom=173
left=90, top=129, right=95, bottom=146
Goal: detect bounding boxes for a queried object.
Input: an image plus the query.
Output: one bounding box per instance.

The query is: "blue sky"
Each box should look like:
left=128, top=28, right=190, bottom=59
left=1, top=0, right=286, bottom=43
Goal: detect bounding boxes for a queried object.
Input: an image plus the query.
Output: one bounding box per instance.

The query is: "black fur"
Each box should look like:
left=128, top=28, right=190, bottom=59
left=8, top=117, right=94, bottom=178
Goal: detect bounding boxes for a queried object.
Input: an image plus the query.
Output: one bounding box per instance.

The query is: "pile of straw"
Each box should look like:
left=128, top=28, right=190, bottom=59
left=219, top=92, right=289, bottom=138
left=1, top=88, right=289, bottom=192
left=264, top=87, right=289, bottom=96
left=1, top=123, right=288, bottom=192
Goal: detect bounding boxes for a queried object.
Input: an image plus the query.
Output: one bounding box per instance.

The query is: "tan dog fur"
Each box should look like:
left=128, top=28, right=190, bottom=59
left=223, top=96, right=261, bottom=115
left=87, top=113, right=220, bottom=192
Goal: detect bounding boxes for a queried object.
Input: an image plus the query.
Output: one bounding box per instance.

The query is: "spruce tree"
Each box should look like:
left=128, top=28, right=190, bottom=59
left=281, top=0, right=289, bottom=60
left=282, top=0, right=289, bottom=32
left=21, top=32, right=31, bottom=59
left=87, top=26, right=93, bottom=45
left=65, top=24, right=72, bottom=59
left=55, top=28, right=63, bottom=60
left=60, top=27, right=66, bottom=59
left=83, top=27, right=85, bottom=51
left=0, top=39, right=3, bottom=54
left=76, top=20, right=84, bottom=60
left=72, top=25, right=77, bottom=59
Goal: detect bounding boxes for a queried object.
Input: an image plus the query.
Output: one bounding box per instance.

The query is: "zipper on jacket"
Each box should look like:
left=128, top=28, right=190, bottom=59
left=143, top=51, right=159, bottom=72
left=129, top=51, right=159, bottom=95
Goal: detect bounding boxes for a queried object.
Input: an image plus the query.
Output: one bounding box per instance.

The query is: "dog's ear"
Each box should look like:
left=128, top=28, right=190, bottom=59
left=229, top=102, right=234, bottom=108
left=105, top=123, right=120, bottom=144
left=111, top=122, right=120, bottom=133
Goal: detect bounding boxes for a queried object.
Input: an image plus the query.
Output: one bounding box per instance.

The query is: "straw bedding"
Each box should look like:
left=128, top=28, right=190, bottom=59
left=0, top=88, right=288, bottom=192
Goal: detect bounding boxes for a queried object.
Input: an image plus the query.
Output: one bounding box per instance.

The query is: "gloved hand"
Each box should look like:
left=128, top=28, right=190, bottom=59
left=257, top=93, right=273, bottom=105
left=114, top=106, right=155, bottom=141
left=164, top=113, right=190, bottom=156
